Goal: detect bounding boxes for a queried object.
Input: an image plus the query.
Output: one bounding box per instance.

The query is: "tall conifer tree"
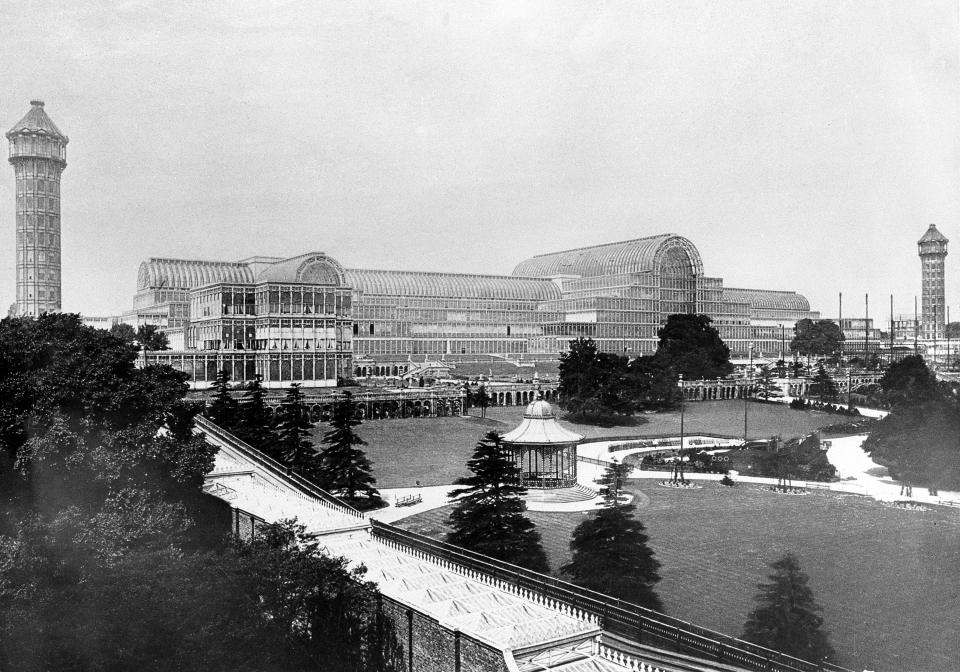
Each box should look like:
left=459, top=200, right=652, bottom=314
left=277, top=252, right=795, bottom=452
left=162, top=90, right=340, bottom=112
left=235, top=374, right=278, bottom=458
left=561, top=460, right=663, bottom=610
left=742, top=553, right=835, bottom=663
left=275, top=383, right=321, bottom=481
left=206, top=369, right=238, bottom=429
left=446, top=430, right=549, bottom=572
left=317, top=393, right=381, bottom=507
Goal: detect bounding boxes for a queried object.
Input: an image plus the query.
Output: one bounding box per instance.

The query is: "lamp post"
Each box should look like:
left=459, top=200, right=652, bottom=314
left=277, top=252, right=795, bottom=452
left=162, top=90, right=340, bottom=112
left=678, top=373, right=685, bottom=480
left=744, top=342, right=753, bottom=442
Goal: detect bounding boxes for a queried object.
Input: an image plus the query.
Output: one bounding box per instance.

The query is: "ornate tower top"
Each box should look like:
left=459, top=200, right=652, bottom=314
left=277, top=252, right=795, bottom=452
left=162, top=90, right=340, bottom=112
left=7, top=99, right=68, bottom=165
left=918, top=223, right=948, bottom=256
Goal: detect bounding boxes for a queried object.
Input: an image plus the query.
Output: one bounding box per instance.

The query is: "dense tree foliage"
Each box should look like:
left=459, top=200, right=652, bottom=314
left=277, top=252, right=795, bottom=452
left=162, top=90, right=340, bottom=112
left=808, top=364, right=838, bottom=401
left=317, top=394, right=382, bottom=508
left=206, top=369, right=240, bottom=429
left=1, top=519, right=394, bottom=672
left=0, top=314, right=207, bottom=532
left=625, top=354, right=683, bottom=411
left=558, top=337, right=680, bottom=422
left=654, top=314, right=732, bottom=380
left=234, top=374, right=278, bottom=455
left=446, top=431, right=549, bottom=572
left=109, top=321, right=137, bottom=344
left=878, top=355, right=938, bottom=404
left=742, top=553, right=834, bottom=664
left=863, top=356, right=960, bottom=491
left=0, top=315, right=395, bottom=671
left=561, top=461, right=663, bottom=611
left=790, top=319, right=843, bottom=360
left=864, top=397, right=960, bottom=492
left=136, top=324, right=170, bottom=351
left=276, top=383, right=321, bottom=478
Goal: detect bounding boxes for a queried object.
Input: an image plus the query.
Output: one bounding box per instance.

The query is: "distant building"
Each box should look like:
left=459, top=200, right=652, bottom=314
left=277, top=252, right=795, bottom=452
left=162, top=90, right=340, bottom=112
left=130, top=234, right=819, bottom=388
left=918, top=223, right=948, bottom=340
left=141, top=252, right=353, bottom=388
left=6, top=100, right=68, bottom=317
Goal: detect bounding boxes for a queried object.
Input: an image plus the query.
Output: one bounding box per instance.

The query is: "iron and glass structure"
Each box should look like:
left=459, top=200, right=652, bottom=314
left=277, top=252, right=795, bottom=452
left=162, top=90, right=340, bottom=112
left=143, top=253, right=353, bottom=388
left=7, top=100, right=68, bottom=317
left=128, top=234, right=819, bottom=387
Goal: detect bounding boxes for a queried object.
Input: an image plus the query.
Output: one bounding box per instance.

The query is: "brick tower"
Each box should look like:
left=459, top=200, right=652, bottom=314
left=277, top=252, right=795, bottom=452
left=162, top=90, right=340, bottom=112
left=918, top=223, right=948, bottom=340
left=6, top=100, right=68, bottom=317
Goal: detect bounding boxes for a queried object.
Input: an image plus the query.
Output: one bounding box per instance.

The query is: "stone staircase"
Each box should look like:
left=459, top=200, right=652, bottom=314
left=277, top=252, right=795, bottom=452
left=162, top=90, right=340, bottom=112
left=524, top=484, right=598, bottom=504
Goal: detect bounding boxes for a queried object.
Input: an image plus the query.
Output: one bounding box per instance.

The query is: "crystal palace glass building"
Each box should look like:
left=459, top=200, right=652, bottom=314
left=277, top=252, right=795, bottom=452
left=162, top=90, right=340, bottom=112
left=129, top=234, right=818, bottom=388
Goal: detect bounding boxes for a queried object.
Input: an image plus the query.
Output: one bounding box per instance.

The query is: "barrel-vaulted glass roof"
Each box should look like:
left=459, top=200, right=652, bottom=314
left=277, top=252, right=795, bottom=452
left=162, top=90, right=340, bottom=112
left=722, top=287, right=811, bottom=312
left=137, top=258, right=254, bottom=291
left=344, top=269, right=561, bottom=301
left=511, top=234, right=704, bottom=279
left=255, top=252, right=346, bottom=286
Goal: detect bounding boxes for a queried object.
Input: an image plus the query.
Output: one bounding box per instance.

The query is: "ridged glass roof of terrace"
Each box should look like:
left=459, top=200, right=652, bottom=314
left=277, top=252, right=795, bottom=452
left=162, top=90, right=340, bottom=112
left=138, top=258, right=254, bottom=290
left=137, top=256, right=561, bottom=303
left=721, top=287, right=811, bottom=312
left=344, top=269, right=560, bottom=301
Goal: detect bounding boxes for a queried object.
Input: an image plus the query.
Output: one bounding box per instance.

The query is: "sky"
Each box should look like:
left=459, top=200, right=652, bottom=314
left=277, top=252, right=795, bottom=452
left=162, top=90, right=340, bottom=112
left=0, top=0, right=957, bottom=321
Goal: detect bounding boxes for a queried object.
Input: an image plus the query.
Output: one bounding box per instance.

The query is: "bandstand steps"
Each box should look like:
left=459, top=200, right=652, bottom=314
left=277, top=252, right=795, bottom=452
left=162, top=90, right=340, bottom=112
left=524, top=484, right=598, bottom=504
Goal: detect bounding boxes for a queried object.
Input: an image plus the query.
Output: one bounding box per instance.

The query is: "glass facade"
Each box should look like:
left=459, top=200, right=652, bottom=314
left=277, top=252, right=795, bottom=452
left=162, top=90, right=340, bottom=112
left=131, top=235, right=820, bottom=380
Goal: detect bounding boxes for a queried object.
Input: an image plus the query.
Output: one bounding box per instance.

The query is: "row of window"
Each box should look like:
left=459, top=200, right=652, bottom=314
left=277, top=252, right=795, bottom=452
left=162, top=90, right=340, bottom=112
left=16, top=196, right=60, bottom=213
left=13, top=160, right=64, bottom=178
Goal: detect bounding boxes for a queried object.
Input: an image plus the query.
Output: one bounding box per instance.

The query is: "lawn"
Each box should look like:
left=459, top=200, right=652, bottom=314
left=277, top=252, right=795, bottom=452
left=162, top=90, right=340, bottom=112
left=313, top=401, right=857, bottom=489
left=395, top=483, right=960, bottom=671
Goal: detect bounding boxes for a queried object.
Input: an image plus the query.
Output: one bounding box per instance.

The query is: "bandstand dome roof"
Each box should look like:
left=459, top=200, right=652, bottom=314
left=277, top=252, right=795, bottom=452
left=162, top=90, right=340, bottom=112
left=502, top=399, right=583, bottom=445
left=344, top=268, right=560, bottom=301
left=511, top=234, right=703, bottom=278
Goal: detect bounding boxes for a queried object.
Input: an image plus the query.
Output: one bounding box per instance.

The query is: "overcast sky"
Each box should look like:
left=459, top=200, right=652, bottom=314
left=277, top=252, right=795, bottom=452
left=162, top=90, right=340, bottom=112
left=0, top=1, right=957, bottom=321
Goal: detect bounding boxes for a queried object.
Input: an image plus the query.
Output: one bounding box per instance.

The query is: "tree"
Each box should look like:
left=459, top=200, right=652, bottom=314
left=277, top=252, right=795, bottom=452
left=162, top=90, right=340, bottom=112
left=0, top=314, right=199, bottom=532
left=235, top=374, right=278, bottom=457
left=654, top=314, right=732, bottom=380
left=446, top=431, right=549, bottom=572
left=109, top=322, right=137, bottom=344
left=742, top=553, right=835, bottom=663
left=317, top=393, right=382, bottom=508
left=625, top=355, right=681, bottom=411
left=275, top=383, right=321, bottom=480
left=206, top=369, right=239, bottom=429
left=558, top=338, right=633, bottom=421
left=561, top=460, right=662, bottom=610
left=136, top=324, right=170, bottom=351
left=946, top=321, right=960, bottom=339
left=754, top=365, right=781, bottom=401
left=0, top=315, right=391, bottom=671
left=808, top=364, right=838, bottom=401
left=863, top=394, right=960, bottom=493
left=1, top=520, right=393, bottom=672
left=878, top=355, right=938, bottom=405
left=475, top=384, right=491, bottom=418
left=790, top=319, right=843, bottom=362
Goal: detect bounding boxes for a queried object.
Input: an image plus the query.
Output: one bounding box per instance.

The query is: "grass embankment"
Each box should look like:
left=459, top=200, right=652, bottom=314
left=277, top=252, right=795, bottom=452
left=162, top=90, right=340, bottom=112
left=397, top=482, right=960, bottom=671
